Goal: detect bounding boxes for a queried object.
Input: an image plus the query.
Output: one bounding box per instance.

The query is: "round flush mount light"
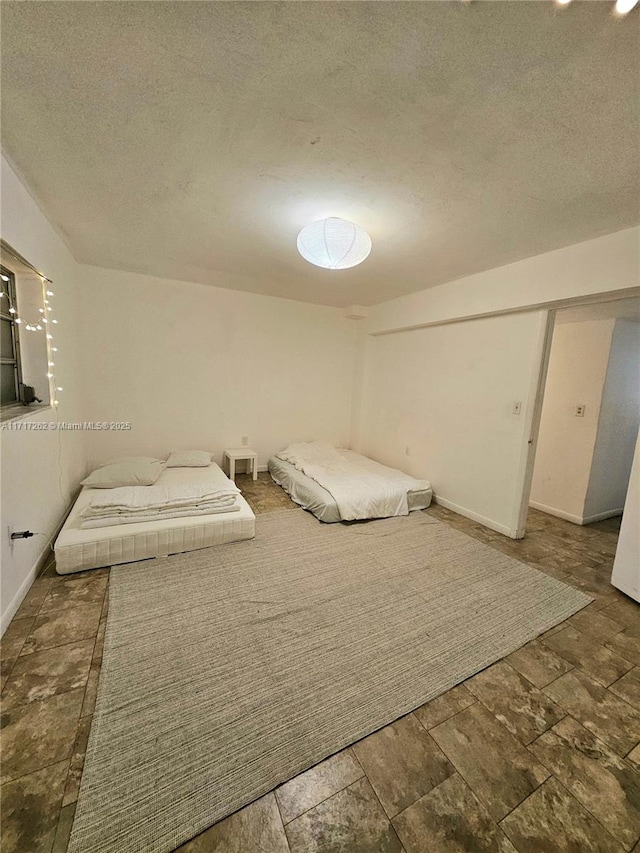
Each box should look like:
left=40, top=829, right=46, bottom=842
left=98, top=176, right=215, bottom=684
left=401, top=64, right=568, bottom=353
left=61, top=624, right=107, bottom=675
left=297, top=217, right=372, bottom=270
left=614, top=0, right=639, bottom=14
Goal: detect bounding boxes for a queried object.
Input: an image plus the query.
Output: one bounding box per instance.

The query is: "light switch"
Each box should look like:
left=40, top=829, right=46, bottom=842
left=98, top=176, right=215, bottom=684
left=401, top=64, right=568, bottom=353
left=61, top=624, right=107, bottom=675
left=512, top=401, right=522, bottom=415
left=575, top=405, right=586, bottom=417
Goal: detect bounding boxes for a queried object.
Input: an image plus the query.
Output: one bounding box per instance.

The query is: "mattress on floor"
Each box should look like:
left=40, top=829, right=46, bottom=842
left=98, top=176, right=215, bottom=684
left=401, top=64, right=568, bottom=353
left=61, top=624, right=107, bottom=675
left=268, top=455, right=432, bottom=523
left=55, top=464, right=255, bottom=574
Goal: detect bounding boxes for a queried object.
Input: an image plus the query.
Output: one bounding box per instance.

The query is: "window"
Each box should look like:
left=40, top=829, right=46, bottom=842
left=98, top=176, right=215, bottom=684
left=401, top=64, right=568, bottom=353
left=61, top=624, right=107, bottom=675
left=0, top=264, right=23, bottom=406
left=0, top=242, right=51, bottom=417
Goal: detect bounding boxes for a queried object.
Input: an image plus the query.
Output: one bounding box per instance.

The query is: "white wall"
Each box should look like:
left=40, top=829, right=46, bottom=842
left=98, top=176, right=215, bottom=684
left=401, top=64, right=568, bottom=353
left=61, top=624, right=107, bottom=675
left=1, top=154, right=87, bottom=630
left=355, top=228, right=639, bottom=537
left=365, top=227, right=640, bottom=336
left=530, top=319, right=615, bottom=522
left=612, top=429, right=640, bottom=602
left=355, top=311, right=547, bottom=536
left=585, top=319, right=640, bottom=519
left=78, top=265, right=358, bottom=469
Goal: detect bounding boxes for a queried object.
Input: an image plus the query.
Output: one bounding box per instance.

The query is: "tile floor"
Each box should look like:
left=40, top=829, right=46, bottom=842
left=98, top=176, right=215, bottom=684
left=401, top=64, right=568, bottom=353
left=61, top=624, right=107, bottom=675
left=1, top=473, right=638, bottom=853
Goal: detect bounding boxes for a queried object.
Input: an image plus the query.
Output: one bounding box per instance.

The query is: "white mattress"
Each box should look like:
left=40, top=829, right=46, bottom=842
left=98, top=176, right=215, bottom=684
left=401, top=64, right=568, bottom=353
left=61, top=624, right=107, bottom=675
left=55, top=464, right=255, bottom=574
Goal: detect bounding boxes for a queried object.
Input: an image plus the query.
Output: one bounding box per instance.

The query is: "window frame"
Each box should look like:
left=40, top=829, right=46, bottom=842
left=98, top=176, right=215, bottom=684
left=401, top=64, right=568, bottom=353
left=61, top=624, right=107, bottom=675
left=0, top=263, right=24, bottom=407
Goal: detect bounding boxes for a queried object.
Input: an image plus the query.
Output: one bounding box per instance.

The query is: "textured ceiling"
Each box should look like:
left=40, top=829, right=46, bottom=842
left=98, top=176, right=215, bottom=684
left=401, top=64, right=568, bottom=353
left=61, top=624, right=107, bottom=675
left=2, top=1, right=639, bottom=307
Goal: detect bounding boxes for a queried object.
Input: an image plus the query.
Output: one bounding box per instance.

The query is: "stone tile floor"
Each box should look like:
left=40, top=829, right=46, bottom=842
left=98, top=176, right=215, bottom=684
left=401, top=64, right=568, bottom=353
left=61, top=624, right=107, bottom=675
left=1, top=473, right=638, bottom=852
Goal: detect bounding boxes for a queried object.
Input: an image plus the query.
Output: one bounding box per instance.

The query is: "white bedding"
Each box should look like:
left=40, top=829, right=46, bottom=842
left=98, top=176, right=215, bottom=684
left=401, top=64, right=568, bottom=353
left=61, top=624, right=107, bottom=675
left=80, top=464, right=240, bottom=528
left=55, top=464, right=255, bottom=574
left=81, top=502, right=240, bottom=529
left=275, top=442, right=431, bottom=521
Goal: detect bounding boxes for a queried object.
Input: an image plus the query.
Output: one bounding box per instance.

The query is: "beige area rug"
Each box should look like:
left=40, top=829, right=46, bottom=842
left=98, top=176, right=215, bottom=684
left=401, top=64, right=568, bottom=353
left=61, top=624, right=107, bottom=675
left=69, top=509, right=590, bottom=853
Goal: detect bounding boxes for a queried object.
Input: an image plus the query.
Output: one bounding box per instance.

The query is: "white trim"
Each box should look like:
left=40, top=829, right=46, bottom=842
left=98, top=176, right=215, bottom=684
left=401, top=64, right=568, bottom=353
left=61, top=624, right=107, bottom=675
left=510, top=310, right=556, bottom=539
left=0, top=403, right=52, bottom=424
left=1, top=542, right=48, bottom=635
left=1, top=494, right=76, bottom=635
left=528, top=500, right=623, bottom=526
left=528, top=501, right=583, bottom=525
left=369, top=287, right=640, bottom=337
left=582, top=508, right=624, bottom=524
left=433, top=495, right=512, bottom=537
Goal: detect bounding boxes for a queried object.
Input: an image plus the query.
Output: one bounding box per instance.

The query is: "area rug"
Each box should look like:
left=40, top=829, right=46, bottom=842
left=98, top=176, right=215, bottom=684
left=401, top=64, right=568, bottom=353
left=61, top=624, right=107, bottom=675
left=69, top=509, right=590, bottom=853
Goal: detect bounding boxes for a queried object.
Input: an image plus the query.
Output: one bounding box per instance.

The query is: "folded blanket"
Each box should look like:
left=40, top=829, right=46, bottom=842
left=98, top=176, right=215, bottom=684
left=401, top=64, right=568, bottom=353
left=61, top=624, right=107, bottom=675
left=80, top=501, right=240, bottom=529
left=85, top=494, right=237, bottom=518
left=81, top=469, right=240, bottom=518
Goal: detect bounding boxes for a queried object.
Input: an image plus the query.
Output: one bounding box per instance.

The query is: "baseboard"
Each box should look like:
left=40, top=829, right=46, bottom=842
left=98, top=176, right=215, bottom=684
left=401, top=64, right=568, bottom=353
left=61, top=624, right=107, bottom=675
left=529, top=500, right=624, bottom=526
left=581, top=508, right=624, bottom=524
left=528, top=501, right=583, bottom=525
left=1, top=494, right=77, bottom=635
left=0, top=560, right=41, bottom=636
left=433, top=495, right=512, bottom=537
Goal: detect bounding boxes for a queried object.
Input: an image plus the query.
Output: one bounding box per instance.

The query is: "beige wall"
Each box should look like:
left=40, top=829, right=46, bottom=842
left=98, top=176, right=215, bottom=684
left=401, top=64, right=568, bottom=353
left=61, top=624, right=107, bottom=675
left=364, top=226, right=640, bottom=335
left=530, top=319, right=615, bottom=522
left=356, top=311, right=547, bottom=536
left=78, top=265, right=359, bottom=471
left=1, top=154, right=87, bottom=628
left=530, top=317, right=640, bottom=524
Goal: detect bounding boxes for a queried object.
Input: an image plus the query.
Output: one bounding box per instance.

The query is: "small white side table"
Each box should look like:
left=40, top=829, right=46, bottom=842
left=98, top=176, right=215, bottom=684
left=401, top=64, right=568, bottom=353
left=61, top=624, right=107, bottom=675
left=223, top=448, right=258, bottom=481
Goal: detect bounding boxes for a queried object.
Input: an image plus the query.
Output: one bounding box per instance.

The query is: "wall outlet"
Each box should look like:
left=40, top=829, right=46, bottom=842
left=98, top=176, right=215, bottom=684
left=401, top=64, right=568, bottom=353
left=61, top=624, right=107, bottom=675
left=512, top=401, right=522, bottom=415
left=575, top=405, right=586, bottom=417
left=241, top=435, right=249, bottom=446
left=405, top=446, right=410, bottom=456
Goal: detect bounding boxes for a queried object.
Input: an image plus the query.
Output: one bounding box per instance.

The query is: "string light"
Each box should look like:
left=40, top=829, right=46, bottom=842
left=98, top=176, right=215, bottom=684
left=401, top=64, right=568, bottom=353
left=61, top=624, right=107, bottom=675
left=4, top=271, right=61, bottom=409
left=40, top=276, right=59, bottom=410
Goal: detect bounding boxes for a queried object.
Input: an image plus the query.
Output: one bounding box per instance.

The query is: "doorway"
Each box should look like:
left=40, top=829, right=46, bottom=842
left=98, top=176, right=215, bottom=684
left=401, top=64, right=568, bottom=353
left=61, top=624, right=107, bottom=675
left=517, top=296, right=640, bottom=547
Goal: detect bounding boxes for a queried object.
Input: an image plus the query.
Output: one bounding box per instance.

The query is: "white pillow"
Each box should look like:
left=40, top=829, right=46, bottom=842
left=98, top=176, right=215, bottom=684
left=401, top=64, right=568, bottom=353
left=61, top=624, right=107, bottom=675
left=81, top=457, right=166, bottom=488
left=166, top=450, right=213, bottom=468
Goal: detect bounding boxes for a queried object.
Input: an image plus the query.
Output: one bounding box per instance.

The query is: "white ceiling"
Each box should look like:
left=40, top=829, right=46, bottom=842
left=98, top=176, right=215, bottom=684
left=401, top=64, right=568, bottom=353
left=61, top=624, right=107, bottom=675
left=2, top=2, right=639, bottom=307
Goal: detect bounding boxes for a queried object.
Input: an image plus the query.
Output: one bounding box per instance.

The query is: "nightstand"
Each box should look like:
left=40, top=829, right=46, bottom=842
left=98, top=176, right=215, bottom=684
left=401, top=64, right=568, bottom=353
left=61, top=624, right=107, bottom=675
left=223, top=448, right=258, bottom=482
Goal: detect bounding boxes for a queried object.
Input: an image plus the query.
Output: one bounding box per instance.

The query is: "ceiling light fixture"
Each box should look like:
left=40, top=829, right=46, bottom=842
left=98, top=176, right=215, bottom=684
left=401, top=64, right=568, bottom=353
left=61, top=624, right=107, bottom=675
left=614, top=0, right=639, bottom=14
left=297, top=218, right=372, bottom=270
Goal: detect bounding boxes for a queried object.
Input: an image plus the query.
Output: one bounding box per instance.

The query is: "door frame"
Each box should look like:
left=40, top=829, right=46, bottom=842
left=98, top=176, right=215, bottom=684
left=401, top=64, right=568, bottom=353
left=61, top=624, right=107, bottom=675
left=509, top=310, right=556, bottom=538
left=510, top=290, right=640, bottom=539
